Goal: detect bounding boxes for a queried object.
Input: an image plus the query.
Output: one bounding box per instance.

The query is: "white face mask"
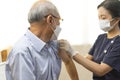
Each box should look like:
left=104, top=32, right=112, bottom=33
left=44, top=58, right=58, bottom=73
left=50, top=26, right=61, bottom=40
left=99, top=20, right=114, bottom=32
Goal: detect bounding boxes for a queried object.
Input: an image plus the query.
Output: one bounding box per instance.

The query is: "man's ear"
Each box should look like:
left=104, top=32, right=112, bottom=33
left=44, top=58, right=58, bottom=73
left=46, top=15, right=54, bottom=24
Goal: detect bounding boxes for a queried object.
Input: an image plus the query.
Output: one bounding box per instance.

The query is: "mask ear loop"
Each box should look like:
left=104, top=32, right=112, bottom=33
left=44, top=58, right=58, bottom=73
left=50, top=16, right=58, bottom=31
left=112, top=18, right=120, bottom=27
left=44, top=15, right=55, bottom=40
left=117, top=17, right=120, bottom=29
left=45, top=15, right=55, bottom=31
left=110, top=17, right=119, bottom=27
left=49, top=16, right=58, bottom=41
left=117, top=18, right=120, bottom=29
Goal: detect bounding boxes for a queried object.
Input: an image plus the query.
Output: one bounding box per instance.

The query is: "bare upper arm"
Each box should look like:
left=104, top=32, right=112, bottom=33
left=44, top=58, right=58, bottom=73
left=58, top=49, right=71, bottom=64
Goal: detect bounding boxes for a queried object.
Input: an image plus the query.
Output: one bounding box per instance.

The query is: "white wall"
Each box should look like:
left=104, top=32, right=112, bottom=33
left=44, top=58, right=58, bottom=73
left=0, top=0, right=104, bottom=50
left=0, top=0, right=34, bottom=50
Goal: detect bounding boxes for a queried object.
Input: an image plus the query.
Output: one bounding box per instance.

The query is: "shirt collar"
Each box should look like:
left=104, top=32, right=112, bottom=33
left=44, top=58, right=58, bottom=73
left=25, top=29, right=46, bottom=52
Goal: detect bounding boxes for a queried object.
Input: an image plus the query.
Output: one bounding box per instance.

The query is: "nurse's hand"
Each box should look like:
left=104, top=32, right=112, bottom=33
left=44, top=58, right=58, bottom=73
left=58, top=39, right=79, bottom=57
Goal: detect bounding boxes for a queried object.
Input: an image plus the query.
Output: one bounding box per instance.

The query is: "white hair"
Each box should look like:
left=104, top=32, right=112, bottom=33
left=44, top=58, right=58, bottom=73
left=28, top=0, right=59, bottom=23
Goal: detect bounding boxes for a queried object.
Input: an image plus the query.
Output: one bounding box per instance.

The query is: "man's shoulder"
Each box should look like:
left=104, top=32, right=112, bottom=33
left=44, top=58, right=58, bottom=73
left=10, top=36, right=32, bottom=56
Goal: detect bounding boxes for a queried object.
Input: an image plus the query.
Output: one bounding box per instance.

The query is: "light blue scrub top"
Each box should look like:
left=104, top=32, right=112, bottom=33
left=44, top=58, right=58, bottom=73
left=5, top=30, right=61, bottom=80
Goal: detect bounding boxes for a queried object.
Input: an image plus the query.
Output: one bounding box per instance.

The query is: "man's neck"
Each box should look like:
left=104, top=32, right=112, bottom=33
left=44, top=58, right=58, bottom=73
left=29, top=22, right=50, bottom=42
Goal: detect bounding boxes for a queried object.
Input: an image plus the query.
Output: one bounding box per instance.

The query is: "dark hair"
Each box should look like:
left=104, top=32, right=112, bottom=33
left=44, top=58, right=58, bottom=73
left=97, top=0, right=120, bottom=27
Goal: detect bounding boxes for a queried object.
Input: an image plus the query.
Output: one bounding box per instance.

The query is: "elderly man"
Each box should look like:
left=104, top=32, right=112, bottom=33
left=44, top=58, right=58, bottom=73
left=5, top=0, right=79, bottom=80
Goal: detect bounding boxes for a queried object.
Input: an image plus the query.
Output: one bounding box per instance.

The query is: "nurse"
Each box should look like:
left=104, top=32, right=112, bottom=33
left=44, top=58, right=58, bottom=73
left=59, top=0, right=120, bottom=80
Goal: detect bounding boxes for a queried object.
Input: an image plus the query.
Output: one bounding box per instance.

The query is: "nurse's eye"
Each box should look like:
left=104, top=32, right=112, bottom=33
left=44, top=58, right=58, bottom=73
left=101, top=16, right=106, bottom=20
left=99, top=15, right=106, bottom=20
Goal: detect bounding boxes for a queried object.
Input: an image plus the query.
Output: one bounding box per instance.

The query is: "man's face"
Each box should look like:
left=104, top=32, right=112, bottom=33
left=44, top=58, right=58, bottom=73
left=49, top=15, right=61, bottom=31
left=43, top=14, right=61, bottom=40
left=48, top=15, right=62, bottom=40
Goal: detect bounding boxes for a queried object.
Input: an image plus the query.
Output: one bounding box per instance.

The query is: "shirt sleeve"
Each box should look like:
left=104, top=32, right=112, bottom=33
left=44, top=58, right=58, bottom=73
left=102, top=37, right=120, bottom=72
left=7, top=53, right=35, bottom=80
left=89, top=34, right=102, bottom=55
left=89, top=42, right=96, bottom=56
left=89, top=34, right=106, bottom=56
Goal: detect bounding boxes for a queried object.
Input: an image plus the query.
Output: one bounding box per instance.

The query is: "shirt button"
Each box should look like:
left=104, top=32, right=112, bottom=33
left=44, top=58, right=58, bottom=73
left=104, top=50, right=107, bottom=53
left=111, top=40, right=114, bottom=43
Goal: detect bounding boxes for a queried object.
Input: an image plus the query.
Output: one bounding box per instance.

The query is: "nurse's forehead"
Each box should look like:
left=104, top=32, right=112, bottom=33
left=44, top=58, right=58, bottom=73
left=98, top=7, right=111, bottom=17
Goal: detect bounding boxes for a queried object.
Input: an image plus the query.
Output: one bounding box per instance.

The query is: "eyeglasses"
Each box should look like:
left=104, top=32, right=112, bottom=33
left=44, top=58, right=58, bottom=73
left=45, top=14, right=63, bottom=22
left=52, top=15, right=63, bottom=21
